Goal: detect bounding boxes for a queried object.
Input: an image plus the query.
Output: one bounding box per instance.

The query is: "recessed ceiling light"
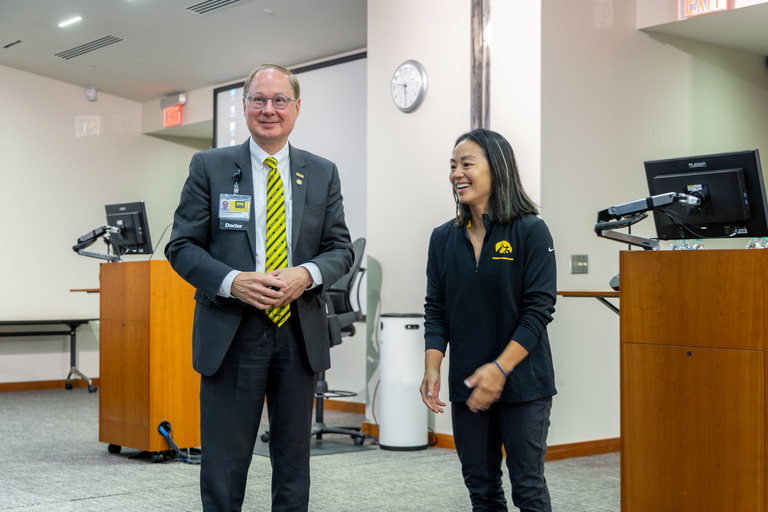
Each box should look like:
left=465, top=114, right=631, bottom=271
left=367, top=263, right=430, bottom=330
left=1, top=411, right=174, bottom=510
left=58, top=16, right=82, bottom=28
left=262, top=8, right=275, bottom=15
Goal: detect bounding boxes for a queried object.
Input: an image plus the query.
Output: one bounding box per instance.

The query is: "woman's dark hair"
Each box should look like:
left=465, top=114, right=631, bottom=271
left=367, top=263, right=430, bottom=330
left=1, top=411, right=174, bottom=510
left=452, top=128, right=539, bottom=226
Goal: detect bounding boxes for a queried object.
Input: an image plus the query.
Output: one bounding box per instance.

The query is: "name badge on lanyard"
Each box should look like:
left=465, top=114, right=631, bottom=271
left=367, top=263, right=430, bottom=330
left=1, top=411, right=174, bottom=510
left=219, top=194, right=251, bottom=230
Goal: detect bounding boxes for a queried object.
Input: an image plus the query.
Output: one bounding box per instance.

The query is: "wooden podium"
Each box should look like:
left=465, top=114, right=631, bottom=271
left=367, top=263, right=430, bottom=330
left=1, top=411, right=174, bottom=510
left=620, top=249, right=766, bottom=511
left=99, top=260, right=200, bottom=455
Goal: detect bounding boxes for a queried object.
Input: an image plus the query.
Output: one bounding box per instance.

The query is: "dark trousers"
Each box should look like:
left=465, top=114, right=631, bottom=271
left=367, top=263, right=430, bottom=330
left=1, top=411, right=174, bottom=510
left=452, top=397, right=553, bottom=512
left=199, top=309, right=317, bottom=512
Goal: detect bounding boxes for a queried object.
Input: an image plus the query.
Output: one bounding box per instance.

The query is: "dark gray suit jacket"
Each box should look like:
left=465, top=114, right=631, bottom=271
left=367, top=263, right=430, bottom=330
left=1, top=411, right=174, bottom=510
left=165, top=140, right=353, bottom=376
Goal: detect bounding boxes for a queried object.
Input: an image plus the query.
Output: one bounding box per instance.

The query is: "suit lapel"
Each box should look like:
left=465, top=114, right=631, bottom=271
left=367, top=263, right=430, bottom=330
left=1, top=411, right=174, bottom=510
left=289, top=145, right=307, bottom=251
left=235, top=140, right=257, bottom=263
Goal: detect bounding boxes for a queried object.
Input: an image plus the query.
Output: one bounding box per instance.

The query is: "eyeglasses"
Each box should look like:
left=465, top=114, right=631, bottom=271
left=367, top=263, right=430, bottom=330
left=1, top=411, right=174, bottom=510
left=245, top=94, right=296, bottom=110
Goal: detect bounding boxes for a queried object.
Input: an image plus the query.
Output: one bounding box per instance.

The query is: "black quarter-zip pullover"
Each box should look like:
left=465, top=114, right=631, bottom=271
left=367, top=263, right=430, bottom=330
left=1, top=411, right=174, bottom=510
left=424, top=213, right=557, bottom=403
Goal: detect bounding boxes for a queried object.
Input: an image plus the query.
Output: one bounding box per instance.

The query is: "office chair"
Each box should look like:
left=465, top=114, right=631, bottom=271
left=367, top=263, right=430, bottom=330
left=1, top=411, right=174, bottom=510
left=261, top=238, right=367, bottom=446
left=313, top=237, right=367, bottom=444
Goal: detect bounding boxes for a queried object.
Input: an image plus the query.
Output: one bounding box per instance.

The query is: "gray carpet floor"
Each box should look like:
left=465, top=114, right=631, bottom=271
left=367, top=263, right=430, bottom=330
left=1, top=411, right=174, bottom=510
left=0, top=389, right=619, bottom=511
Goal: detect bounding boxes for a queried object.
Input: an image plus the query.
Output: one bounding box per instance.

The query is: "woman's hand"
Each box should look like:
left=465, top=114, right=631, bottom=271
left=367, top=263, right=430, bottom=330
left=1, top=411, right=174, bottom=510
left=464, top=362, right=507, bottom=413
left=420, top=349, right=446, bottom=413
left=420, top=368, right=446, bottom=414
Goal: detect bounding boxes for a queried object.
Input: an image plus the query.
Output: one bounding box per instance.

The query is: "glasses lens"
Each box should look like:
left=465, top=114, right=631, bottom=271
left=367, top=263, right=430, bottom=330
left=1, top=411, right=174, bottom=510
left=272, top=95, right=289, bottom=109
left=249, top=94, right=267, bottom=108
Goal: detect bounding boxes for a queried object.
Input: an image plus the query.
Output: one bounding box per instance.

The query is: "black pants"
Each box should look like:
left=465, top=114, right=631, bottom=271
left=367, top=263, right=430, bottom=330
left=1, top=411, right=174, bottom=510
left=199, top=309, right=317, bottom=512
left=452, top=397, right=553, bottom=512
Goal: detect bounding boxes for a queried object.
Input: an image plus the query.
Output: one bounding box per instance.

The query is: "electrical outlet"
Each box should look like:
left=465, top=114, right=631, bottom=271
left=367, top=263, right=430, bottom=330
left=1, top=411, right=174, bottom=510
left=571, top=254, right=588, bottom=274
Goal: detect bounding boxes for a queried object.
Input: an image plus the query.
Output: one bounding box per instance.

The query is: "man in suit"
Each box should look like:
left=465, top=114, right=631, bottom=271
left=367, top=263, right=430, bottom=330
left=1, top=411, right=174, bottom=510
left=166, top=63, right=352, bottom=512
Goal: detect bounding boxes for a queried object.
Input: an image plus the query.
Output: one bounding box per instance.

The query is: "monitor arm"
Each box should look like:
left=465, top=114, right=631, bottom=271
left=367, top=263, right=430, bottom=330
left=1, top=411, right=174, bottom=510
left=595, top=192, right=701, bottom=250
left=72, top=225, right=123, bottom=262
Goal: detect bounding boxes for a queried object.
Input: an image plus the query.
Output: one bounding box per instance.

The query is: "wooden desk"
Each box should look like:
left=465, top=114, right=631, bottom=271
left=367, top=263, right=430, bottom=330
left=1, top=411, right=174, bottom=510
left=0, top=318, right=98, bottom=392
left=557, top=290, right=619, bottom=315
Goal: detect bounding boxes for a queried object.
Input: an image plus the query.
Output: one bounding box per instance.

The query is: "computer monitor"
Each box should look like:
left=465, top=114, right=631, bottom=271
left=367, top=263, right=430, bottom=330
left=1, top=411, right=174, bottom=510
left=644, top=150, right=768, bottom=240
left=104, top=201, right=153, bottom=256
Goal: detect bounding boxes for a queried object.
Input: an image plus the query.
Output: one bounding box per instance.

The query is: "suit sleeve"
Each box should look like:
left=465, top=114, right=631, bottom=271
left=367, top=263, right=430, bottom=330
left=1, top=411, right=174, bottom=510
left=165, top=152, right=237, bottom=298
left=304, top=162, right=353, bottom=293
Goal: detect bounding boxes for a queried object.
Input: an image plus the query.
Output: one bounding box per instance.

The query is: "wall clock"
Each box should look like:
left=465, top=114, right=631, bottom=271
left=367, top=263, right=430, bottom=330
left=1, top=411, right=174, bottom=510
left=391, top=60, right=428, bottom=113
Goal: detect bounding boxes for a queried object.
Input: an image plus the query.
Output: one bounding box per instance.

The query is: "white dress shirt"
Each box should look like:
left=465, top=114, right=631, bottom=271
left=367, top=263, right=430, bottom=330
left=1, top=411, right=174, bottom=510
left=218, top=139, right=322, bottom=297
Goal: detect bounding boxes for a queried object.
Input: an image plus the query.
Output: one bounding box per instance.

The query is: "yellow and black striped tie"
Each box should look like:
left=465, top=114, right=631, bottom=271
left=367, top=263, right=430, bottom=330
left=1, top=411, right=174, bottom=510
left=264, top=156, right=290, bottom=326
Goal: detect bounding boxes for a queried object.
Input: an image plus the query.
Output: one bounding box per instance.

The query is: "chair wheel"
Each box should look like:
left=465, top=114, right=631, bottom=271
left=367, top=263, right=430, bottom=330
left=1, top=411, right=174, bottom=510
left=151, top=452, right=164, bottom=463
left=88, top=385, right=98, bottom=393
left=354, top=436, right=365, bottom=446
left=107, top=444, right=122, bottom=454
left=65, top=381, right=73, bottom=390
left=261, top=433, right=270, bottom=443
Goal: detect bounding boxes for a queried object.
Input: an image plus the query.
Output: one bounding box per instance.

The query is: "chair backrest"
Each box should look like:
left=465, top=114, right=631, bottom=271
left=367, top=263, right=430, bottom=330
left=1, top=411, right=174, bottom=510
left=327, top=237, right=366, bottom=333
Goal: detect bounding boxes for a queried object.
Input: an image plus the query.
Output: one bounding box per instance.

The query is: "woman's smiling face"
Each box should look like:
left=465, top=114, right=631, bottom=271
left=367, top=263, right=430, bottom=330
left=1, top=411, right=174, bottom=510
left=450, top=138, right=492, bottom=213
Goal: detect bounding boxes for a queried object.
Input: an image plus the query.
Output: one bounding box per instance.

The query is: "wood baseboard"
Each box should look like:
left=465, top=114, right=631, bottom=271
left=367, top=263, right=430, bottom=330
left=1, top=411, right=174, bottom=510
left=544, top=437, right=620, bottom=461
left=0, top=378, right=101, bottom=393
left=362, top=422, right=619, bottom=461
left=320, top=398, right=366, bottom=414
left=361, top=422, right=378, bottom=437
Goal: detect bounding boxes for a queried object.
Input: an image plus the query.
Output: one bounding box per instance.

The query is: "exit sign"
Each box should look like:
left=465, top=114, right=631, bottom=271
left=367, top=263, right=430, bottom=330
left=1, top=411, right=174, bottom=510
left=679, top=0, right=731, bottom=19
left=163, top=104, right=183, bottom=127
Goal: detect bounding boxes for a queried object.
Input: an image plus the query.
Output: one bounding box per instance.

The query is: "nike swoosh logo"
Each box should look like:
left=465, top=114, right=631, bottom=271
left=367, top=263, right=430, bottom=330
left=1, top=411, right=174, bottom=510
left=548, top=247, right=554, bottom=252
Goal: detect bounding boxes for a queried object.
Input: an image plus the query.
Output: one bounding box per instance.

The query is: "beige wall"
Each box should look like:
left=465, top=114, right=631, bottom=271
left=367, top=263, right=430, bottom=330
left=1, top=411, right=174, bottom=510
left=364, top=0, right=547, bottom=441
left=5, top=0, right=768, bottom=447
left=542, top=0, right=768, bottom=445
left=0, top=64, right=196, bottom=383
left=367, top=0, right=768, bottom=444
left=366, top=0, right=472, bottom=435
left=0, top=63, right=369, bottom=402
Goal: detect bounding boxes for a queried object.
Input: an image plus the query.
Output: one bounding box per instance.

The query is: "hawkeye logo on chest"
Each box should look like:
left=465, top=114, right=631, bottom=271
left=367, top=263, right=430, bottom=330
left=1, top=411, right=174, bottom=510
left=492, top=240, right=514, bottom=261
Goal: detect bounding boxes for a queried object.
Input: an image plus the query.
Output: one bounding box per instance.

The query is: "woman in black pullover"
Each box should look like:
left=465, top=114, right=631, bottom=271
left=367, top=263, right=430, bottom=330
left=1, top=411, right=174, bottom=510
left=421, top=129, right=557, bottom=512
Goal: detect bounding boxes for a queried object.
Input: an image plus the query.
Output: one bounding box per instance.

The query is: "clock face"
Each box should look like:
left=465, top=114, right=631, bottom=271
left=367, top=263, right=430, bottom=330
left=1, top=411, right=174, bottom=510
left=391, top=60, right=427, bottom=113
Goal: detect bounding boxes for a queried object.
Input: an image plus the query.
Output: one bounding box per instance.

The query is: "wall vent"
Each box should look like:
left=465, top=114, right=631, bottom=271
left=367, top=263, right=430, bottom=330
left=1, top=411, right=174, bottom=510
left=54, top=36, right=123, bottom=60
left=186, top=0, right=242, bottom=15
